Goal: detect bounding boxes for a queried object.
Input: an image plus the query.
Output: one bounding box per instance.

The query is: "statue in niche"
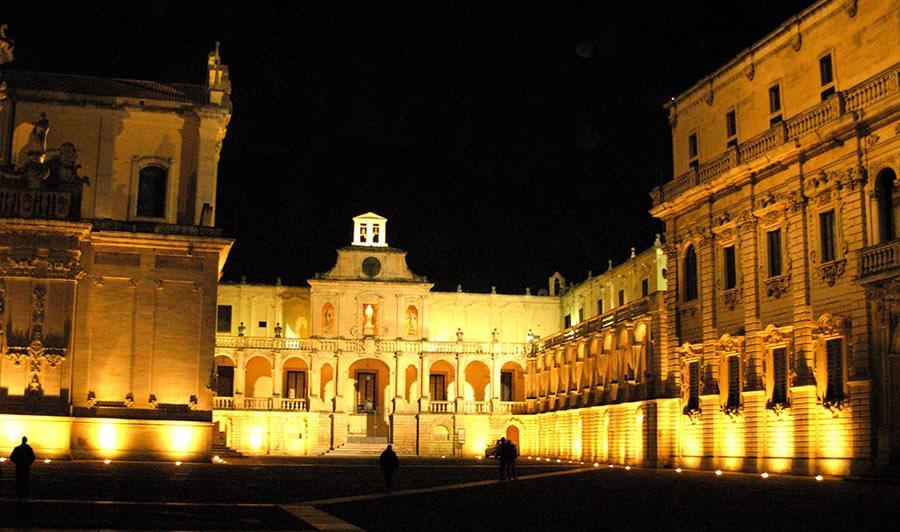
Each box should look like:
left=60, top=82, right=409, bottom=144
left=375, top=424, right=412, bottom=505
left=322, top=305, right=334, bottom=335
left=45, top=142, right=89, bottom=217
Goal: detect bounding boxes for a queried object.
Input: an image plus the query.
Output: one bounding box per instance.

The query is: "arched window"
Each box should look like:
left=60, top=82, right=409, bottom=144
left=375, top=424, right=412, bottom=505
left=136, top=165, right=168, bottom=219
left=876, top=168, right=896, bottom=243
left=683, top=245, right=698, bottom=301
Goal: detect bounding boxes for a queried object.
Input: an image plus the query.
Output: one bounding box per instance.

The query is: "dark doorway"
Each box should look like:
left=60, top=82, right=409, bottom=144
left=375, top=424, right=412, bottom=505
left=216, top=366, right=234, bottom=397
left=357, top=371, right=377, bottom=411
left=877, top=168, right=897, bottom=243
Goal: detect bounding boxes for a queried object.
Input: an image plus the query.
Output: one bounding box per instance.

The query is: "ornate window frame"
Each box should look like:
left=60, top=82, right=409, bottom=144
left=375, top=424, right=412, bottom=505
left=808, top=170, right=849, bottom=287
left=712, top=217, right=740, bottom=310
left=679, top=342, right=703, bottom=422
left=754, top=194, right=790, bottom=298
left=812, top=313, right=850, bottom=415
left=762, top=324, right=793, bottom=414
left=717, top=333, right=744, bottom=419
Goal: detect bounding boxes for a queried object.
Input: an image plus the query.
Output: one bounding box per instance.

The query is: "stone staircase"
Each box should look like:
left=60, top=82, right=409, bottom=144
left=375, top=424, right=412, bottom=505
left=322, top=436, right=391, bottom=457
left=212, top=442, right=245, bottom=460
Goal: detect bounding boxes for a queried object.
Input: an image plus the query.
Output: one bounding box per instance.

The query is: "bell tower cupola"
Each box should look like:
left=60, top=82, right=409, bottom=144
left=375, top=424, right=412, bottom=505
left=352, top=212, right=388, bottom=247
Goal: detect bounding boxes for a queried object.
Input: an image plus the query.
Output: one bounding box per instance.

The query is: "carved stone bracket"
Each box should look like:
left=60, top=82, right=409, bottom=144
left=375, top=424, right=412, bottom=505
left=722, top=289, right=740, bottom=310
left=817, top=259, right=847, bottom=287
left=764, top=274, right=791, bottom=298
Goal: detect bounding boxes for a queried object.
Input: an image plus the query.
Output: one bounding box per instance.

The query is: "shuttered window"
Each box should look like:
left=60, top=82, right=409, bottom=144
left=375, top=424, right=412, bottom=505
left=772, top=347, right=788, bottom=405
left=825, top=338, right=844, bottom=403
left=727, top=355, right=741, bottom=408
left=688, top=361, right=700, bottom=411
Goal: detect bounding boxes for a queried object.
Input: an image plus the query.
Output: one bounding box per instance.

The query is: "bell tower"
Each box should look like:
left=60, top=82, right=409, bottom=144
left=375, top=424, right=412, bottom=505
left=352, top=212, right=388, bottom=247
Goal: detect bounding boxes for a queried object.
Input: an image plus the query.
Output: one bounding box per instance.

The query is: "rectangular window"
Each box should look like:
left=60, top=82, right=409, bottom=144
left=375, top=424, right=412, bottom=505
left=772, top=347, right=788, bottom=405
left=285, top=370, right=307, bottom=400
left=727, top=355, right=741, bottom=408
left=136, top=165, right=168, bottom=219
left=820, top=210, right=836, bottom=263
left=768, top=84, right=782, bottom=114
left=687, top=361, right=700, bottom=411
left=768, top=84, right=783, bottom=126
left=724, top=245, right=737, bottom=290
left=500, top=371, right=514, bottom=402
left=216, top=305, right=232, bottom=333
left=577, top=307, right=583, bottom=324
left=767, top=229, right=782, bottom=277
left=430, top=374, right=447, bottom=402
left=641, top=278, right=649, bottom=297
left=618, top=289, right=625, bottom=307
left=564, top=314, right=572, bottom=328
left=726, top=109, right=737, bottom=148
left=819, top=54, right=835, bottom=100
left=825, top=338, right=844, bottom=403
left=258, top=320, right=267, bottom=329
left=688, top=133, right=698, bottom=158
left=597, top=299, right=604, bottom=315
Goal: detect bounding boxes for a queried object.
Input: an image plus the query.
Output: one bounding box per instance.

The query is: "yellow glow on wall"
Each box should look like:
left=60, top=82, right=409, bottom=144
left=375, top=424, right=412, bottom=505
left=721, top=416, right=744, bottom=471
left=0, top=414, right=71, bottom=458
left=248, top=426, right=264, bottom=450
left=169, top=426, right=195, bottom=455
left=97, top=423, right=120, bottom=452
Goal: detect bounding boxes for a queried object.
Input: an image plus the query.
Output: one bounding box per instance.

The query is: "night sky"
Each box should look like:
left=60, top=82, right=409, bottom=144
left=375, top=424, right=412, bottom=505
left=2, top=1, right=815, bottom=293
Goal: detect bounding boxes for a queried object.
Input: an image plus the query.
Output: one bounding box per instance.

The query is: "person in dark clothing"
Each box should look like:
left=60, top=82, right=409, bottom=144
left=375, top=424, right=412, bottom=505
left=10, top=436, right=36, bottom=499
left=497, top=437, right=509, bottom=480
left=505, top=440, right=519, bottom=480
left=379, top=444, right=400, bottom=491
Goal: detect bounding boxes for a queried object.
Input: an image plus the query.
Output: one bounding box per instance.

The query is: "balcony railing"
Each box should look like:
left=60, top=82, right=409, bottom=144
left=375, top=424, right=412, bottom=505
left=536, top=294, right=657, bottom=352
left=213, top=396, right=308, bottom=411
left=215, top=335, right=529, bottom=355
left=495, top=401, right=526, bottom=415
left=653, top=62, right=899, bottom=205
left=463, top=401, right=490, bottom=414
left=858, top=240, right=900, bottom=279
left=428, top=400, right=453, bottom=413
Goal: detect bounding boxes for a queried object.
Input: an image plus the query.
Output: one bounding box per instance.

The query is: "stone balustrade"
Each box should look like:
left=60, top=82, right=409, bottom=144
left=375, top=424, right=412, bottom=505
left=215, top=335, right=529, bottom=355
left=858, top=239, right=900, bottom=279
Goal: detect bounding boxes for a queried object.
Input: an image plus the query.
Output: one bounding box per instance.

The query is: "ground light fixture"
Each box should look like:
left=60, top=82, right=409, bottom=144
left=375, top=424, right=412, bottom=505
left=0, top=457, right=6, bottom=462
left=715, top=470, right=723, bottom=476
left=815, top=475, right=824, bottom=481
left=608, top=464, right=614, bottom=468
left=175, top=461, right=182, bottom=466
left=104, top=459, right=111, bottom=465
left=44, top=459, right=51, bottom=463
left=593, top=462, right=599, bottom=467
left=675, top=468, right=683, bottom=473
left=556, top=459, right=561, bottom=463
left=761, top=472, right=769, bottom=479
left=625, top=465, right=631, bottom=470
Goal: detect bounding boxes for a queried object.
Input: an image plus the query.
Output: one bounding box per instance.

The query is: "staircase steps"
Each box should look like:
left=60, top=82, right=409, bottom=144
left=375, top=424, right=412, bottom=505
left=322, top=436, right=392, bottom=457
left=211, top=443, right=245, bottom=459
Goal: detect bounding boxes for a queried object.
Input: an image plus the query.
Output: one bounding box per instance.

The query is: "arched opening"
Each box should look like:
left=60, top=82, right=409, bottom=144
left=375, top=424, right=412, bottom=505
left=429, top=360, right=455, bottom=402
left=214, top=355, right=235, bottom=397
left=506, top=425, right=520, bottom=447
left=319, top=363, right=334, bottom=401
left=405, top=305, right=419, bottom=336
left=876, top=168, right=897, bottom=243
left=500, top=361, right=525, bottom=402
left=321, top=302, right=335, bottom=335
left=464, top=360, right=491, bottom=401
left=405, top=364, right=418, bottom=402
left=282, top=357, right=309, bottom=400
left=348, top=358, right=392, bottom=437
left=683, top=244, right=698, bottom=301
left=245, top=356, right=272, bottom=397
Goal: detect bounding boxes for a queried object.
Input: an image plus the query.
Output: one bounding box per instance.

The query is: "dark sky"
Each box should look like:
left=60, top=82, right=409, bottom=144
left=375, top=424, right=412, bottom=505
left=2, top=1, right=815, bottom=293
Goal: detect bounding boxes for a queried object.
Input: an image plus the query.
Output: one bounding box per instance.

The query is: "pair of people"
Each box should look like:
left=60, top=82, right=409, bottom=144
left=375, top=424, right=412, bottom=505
left=496, top=437, right=518, bottom=480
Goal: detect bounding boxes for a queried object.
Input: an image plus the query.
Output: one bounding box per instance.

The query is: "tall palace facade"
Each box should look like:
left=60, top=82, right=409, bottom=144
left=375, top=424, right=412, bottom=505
left=1, top=0, right=898, bottom=475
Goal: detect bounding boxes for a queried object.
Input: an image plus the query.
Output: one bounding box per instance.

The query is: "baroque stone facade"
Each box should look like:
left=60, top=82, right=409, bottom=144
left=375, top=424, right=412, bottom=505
left=0, top=39, right=233, bottom=460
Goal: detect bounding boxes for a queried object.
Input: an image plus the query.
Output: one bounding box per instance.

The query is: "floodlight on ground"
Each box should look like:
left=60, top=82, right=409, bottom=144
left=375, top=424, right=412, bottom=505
left=625, top=466, right=631, bottom=470
left=44, top=459, right=51, bottom=463
left=761, top=472, right=769, bottom=479
left=675, top=468, right=683, bottom=473
left=815, top=475, right=824, bottom=481
left=593, top=462, right=599, bottom=467
left=104, top=459, right=111, bottom=465
left=715, top=469, right=723, bottom=476
left=175, top=461, right=182, bottom=466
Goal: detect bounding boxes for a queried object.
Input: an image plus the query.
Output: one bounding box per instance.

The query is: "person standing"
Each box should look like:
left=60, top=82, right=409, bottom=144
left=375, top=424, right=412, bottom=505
left=506, top=439, right=519, bottom=480
left=497, top=437, right=509, bottom=480
left=10, top=436, right=36, bottom=499
left=379, top=444, right=400, bottom=491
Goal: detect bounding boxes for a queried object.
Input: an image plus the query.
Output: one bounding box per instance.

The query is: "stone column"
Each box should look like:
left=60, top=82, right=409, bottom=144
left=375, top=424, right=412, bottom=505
left=272, top=351, right=283, bottom=398
left=308, top=352, right=322, bottom=411
left=739, top=213, right=763, bottom=390
left=663, top=240, right=681, bottom=397
left=234, top=350, right=246, bottom=398
left=333, top=353, right=344, bottom=412
left=455, top=354, right=464, bottom=411
left=419, top=353, right=429, bottom=412
left=787, top=193, right=815, bottom=384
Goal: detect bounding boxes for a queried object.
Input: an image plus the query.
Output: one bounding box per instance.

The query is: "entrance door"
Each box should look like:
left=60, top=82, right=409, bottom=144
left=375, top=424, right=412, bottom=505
left=216, top=366, right=234, bottom=397
left=285, top=370, right=307, bottom=399
left=356, top=371, right=380, bottom=437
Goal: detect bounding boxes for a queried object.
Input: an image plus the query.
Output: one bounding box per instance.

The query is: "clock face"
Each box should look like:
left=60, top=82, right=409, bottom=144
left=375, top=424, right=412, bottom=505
left=362, top=256, right=381, bottom=278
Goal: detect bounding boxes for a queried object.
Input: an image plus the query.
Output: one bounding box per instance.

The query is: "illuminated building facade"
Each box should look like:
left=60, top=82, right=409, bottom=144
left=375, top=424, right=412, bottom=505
left=0, top=34, right=233, bottom=460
